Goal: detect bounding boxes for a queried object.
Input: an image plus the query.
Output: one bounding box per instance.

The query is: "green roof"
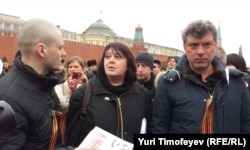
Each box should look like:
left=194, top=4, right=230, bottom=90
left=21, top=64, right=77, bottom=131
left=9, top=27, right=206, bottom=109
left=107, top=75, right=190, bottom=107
left=134, top=24, right=144, bottom=42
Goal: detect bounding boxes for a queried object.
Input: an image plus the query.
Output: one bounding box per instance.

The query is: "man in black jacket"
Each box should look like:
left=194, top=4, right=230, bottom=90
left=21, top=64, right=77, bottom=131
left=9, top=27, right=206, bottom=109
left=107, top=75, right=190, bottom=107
left=0, top=18, right=83, bottom=150
left=135, top=52, right=156, bottom=98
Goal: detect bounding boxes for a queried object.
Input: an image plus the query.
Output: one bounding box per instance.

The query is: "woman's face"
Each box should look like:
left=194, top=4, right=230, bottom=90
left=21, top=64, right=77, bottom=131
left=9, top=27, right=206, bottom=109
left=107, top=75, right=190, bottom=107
left=104, top=48, right=127, bottom=79
left=67, top=60, right=85, bottom=76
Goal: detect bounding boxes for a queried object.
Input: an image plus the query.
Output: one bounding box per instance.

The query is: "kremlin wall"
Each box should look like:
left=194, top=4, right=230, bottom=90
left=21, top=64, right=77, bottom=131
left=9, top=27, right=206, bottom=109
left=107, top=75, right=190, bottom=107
left=0, top=31, right=106, bottom=64
left=0, top=13, right=184, bottom=69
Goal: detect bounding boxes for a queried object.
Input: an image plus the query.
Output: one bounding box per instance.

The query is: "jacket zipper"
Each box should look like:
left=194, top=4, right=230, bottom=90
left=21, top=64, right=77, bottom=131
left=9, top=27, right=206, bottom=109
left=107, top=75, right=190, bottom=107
left=206, top=79, right=224, bottom=132
left=209, top=80, right=223, bottom=102
left=104, top=92, right=134, bottom=139
left=106, top=96, right=124, bottom=139
left=117, top=98, right=124, bottom=139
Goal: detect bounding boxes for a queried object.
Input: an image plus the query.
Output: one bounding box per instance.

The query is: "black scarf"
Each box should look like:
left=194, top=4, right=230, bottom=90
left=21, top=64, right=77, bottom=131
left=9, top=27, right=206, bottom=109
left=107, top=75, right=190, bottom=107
left=101, top=77, right=132, bottom=97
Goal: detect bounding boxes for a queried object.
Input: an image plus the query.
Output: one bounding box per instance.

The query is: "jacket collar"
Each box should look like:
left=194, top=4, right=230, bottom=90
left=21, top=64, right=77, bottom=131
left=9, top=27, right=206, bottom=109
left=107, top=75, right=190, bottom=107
left=164, top=54, right=243, bottom=85
left=89, top=76, right=140, bottom=96
left=15, top=57, right=60, bottom=90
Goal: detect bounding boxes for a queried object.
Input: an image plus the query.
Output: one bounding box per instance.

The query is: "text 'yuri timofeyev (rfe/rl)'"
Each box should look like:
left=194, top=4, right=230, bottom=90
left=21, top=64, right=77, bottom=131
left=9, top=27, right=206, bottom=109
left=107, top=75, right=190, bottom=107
left=134, top=135, right=249, bottom=149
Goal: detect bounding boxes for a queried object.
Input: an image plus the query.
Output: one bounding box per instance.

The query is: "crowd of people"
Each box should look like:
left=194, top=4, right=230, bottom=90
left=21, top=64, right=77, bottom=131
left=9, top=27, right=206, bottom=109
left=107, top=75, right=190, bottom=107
left=0, top=18, right=250, bottom=150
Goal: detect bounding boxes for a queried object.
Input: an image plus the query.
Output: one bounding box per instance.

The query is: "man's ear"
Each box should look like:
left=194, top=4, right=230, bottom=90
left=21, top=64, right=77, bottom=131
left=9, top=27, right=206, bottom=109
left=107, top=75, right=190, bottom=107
left=36, top=43, right=46, bottom=58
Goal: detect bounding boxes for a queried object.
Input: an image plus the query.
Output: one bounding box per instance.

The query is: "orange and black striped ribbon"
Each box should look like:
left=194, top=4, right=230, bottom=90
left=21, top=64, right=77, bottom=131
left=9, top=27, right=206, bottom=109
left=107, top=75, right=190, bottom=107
left=200, top=98, right=213, bottom=134
left=49, top=111, right=66, bottom=150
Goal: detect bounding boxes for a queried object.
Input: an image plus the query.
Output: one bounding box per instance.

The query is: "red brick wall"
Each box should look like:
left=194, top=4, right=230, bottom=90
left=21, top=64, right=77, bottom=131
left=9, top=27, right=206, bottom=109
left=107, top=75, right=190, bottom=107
left=0, top=31, right=169, bottom=68
left=0, top=32, right=19, bottom=63
left=0, top=31, right=106, bottom=64
left=63, top=41, right=105, bottom=64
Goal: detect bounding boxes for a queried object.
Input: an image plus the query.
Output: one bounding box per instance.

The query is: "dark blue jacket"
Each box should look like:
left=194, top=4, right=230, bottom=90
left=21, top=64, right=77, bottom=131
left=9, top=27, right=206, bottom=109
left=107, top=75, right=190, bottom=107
left=151, top=55, right=250, bottom=133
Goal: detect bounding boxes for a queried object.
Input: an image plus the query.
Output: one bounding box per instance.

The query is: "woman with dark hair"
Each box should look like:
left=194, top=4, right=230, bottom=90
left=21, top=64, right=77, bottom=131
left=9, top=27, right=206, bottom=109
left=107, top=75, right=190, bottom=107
left=226, top=53, right=250, bottom=73
left=66, top=42, right=152, bottom=147
left=226, top=53, right=250, bottom=93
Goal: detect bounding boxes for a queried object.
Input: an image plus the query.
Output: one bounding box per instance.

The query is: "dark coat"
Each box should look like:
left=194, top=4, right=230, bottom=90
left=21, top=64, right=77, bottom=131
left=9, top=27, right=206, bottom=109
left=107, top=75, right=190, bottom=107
left=137, top=73, right=156, bottom=98
left=151, top=54, right=250, bottom=133
left=0, top=58, right=73, bottom=150
left=242, top=72, right=250, bottom=94
left=66, top=76, right=152, bottom=147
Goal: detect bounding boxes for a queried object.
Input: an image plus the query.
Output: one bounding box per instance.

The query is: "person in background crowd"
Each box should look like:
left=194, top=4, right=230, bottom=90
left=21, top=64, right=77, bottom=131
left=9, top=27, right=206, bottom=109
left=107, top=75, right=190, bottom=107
left=226, top=53, right=249, bottom=71
left=66, top=42, right=152, bottom=147
left=86, top=59, right=97, bottom=79
left=55, top=56, right=87, bottom=114
left=153, top=59, right=162, bottom=75
left=87, top=59, right=97, bottom=74
left=135, top=52, right=156, bottom=98
left=0, top=18, right=84, bottom=150
left=151, top=19, right=250, bottom=134
left=154, top=56, right=178, bottom=88
left=0, top=60, right=12, bottom=77
left=215, top=47, right=227, bottom=65
left=226, top=53, right=250, bottom=93
left=166, top=56, right=178, bottom=70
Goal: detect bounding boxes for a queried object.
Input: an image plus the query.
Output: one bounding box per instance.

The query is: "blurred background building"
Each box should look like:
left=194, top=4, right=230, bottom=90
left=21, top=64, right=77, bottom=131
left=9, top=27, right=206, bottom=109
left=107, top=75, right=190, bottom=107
left=1, top=13, right=233, bottom=69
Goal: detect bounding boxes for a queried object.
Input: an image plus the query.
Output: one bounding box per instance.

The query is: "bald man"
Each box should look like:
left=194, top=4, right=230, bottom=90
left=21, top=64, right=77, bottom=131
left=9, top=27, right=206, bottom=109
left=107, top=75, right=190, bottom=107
left=0, top=18, right=82, bottom=150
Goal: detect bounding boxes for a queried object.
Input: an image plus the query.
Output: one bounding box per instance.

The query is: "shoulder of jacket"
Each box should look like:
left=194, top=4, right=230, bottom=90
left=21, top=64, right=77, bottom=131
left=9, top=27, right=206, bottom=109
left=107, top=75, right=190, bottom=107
left=163, top=69, right=182, bottom=83
left=228, top=68, right=244, bottom=77
left=135, top=81, right=145, bottom=89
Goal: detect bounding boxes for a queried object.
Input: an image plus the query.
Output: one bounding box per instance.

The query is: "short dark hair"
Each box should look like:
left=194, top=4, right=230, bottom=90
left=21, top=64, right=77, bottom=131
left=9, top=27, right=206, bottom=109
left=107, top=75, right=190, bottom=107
left=226, top=53, right=249, bottom=73
left=153, top=59, right=161, bottom=66
left=87, top=59, right=97, bottom=67
left=168, top=56, right=178, bottom=63
left=97, top=42, right=137, bottom=83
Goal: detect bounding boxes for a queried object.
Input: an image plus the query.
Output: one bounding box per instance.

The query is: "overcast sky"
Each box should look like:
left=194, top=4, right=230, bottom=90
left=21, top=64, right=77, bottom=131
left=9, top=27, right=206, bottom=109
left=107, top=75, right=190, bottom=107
left=1, top=0, right=249, bottom=65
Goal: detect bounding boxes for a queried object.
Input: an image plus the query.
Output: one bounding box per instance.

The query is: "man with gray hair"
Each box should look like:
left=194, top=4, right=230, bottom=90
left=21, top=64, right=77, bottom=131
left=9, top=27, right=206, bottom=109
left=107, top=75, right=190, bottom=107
left=215, top=46, right=227, bottom=64
left=151, top=20, right=250, bottom=134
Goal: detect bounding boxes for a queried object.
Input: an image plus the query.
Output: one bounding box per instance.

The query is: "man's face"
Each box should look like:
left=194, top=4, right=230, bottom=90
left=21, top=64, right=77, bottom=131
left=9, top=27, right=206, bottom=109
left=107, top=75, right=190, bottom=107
left=153, top=63, right=161, bottom=75
left=136, top=63, right=152, bottom=83
left=45, top=30, right=66, bottom=73
left=3, top=62, right=9, bottom=69
left=167, top=58, right=176, bottom=70
left=184, top=32, right=216, bottom=73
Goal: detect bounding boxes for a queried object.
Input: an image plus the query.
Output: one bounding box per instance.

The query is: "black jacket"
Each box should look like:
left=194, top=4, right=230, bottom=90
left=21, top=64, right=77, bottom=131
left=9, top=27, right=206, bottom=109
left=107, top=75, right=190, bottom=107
left=66, top=76, right=152, bottom=147
left=138, top=73, right=156, bottom=98
left=0, top=58, right=73, bottom=150
left=242, top=72, right=250, bottom=94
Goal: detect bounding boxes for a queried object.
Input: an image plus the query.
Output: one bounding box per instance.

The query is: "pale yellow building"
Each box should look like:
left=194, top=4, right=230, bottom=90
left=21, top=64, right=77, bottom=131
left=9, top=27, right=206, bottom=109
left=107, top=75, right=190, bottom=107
left=0, top=13, right=184, bottom=57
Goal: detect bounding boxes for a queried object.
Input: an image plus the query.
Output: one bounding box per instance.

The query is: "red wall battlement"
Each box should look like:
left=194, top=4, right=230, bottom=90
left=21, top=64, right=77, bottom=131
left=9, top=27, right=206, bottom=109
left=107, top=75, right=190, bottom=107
left=0, top=31, right=19, bottom=63
left=0, top=31, right=169, bottom=68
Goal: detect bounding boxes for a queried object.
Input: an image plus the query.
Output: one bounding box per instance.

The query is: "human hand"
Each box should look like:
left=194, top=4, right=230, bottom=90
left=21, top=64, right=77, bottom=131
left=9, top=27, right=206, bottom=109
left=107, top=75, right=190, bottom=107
left=77, top=73, right=88, bottom=84
left=67, top=76, right=80, bottom=94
